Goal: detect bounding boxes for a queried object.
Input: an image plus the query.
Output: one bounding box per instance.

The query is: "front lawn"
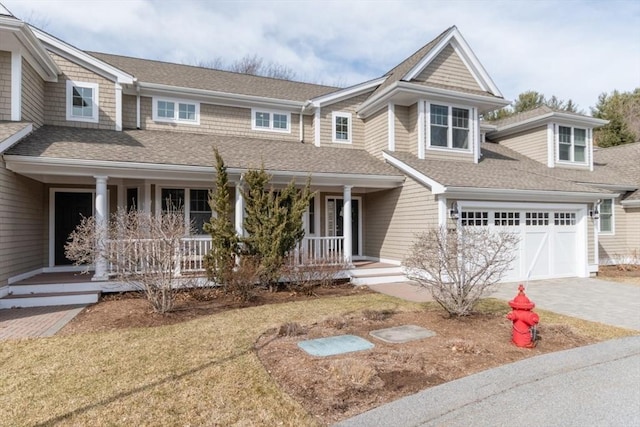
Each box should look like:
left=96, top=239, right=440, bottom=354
left=0, top=292, right=635, bottom=426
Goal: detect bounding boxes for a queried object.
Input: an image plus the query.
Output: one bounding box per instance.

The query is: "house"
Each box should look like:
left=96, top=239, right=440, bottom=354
left=1, top=8, right=638, bottom=307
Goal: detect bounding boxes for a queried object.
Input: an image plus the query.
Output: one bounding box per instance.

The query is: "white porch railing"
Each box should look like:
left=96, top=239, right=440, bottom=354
left=106, top=235, right=344, bottom=276
left=106, top=236, right=212, bottom=276
left=293, top=236, right=345, bottom=266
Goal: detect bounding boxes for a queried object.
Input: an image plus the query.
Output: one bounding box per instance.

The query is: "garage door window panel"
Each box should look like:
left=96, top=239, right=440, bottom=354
left=554, top=212, right=576, bottom=226
left=461, top=211, right=488, bottom=226
left=525, top=212, right=549, bottom=226
left=494, top=212, right=520, bottom=226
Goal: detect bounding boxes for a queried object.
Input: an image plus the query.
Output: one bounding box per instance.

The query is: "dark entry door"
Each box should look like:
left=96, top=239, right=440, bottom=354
left=55, top=192, right=93, bottom=265
left=332, top=198, right=360, bottom=256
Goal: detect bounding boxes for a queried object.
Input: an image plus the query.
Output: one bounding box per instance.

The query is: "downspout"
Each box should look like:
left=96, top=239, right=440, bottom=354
left=300, top=100, right=312, bottom=142
left=136, top=84, right=141, bottom=129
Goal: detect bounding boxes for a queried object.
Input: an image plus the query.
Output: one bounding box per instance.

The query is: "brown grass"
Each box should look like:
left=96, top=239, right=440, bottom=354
left=0, top=295, right=634, bottom=426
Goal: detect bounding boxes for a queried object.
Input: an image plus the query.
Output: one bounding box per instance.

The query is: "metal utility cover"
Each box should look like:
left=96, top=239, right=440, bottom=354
left=298, top=335, right=374, bottom=357
left=370, top=325, right=436, bottom=343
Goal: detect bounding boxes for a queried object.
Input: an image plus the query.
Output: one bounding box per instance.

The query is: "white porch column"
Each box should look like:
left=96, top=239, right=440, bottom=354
left=343, top=185, right=353, bottom=265
left=235, top=180, right=244, bottom=237
left=93, top=176, right=109, bottom=281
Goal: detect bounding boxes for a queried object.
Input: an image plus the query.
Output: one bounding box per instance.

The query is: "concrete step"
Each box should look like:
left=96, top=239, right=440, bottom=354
left=9, top=281, right=103, bottom=295
left=348, top=266, right=403, bottom=276
left=0, top=291, right=100, bottom=309
left=351, top=274, right=408, bottom=286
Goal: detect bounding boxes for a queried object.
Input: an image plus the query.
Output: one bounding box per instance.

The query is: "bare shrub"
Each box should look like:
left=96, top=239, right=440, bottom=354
left=404, top=227, right=519, bottom=317
left=324, top=316, right=348, bottom=330
left=362, top=309, right=394, bottom=321
left=278, top=322, right=305, bottom=337
left=65, top=208, right=192, bottom=314
left=446, top=339, right=480, bottom=354
left=329, top=360, right=379, bottom=389
left=226, top=255, right=262, bottom=302
left=281, top=255, right=348, bottom=295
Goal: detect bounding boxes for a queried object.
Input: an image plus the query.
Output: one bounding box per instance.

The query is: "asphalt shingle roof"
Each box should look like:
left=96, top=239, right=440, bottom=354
left=367, top=26, right=500, bottom=101
left=386, top=143, right=615, bottom=195
left=0, top=121, right=31, bottom=144
left=89, top=52, right=339, bottom=102
left=6, top=126, right=402, bottom=178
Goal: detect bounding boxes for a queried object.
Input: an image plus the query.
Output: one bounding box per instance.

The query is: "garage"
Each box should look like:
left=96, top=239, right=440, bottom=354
left=458, top=203, right=588, bottom=282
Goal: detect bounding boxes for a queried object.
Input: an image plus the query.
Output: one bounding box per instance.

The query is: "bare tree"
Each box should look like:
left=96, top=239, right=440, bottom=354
left=404, top=227, right=519, bottom=317
left=65, top=208, right=193, bottom=313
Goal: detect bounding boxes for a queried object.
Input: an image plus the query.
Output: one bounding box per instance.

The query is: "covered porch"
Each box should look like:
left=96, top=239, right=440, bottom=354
left=6, top=158, right=404, bottom=282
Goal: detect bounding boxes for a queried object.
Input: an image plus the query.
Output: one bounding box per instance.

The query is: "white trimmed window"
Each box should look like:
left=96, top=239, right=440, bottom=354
left=160, top=188, right=212, bottom=235
left=251, top=109, right=291, bottom=133
left=332, top=111, right=352, bottom=143
left=557, top=125, right=587, bottom=163
left=428, top=103, right=470, bottom=150
left=66, top=80, right=99, bottom=123
left=598, top=199, right=614, bottom=234
left=152, top=97, right=200, bottom=124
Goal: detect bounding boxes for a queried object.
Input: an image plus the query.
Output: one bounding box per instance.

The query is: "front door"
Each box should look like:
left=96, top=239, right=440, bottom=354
left=327, top=197, right=360, bottom=256
left=54, top=192, right=93, bottom=265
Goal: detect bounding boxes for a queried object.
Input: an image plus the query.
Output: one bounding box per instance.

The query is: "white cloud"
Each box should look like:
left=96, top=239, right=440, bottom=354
left=4, top=0, right=639, bottom=111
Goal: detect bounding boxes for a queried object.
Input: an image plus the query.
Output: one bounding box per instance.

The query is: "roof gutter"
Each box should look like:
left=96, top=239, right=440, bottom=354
left=4, top=156, right=404, bottom=189
left=443, top=187, right=619, bottom=203
left=138, top=82, right=305, bottom=111
left=621, top=199, right=640, bottom=207
left=358, top=81, right=510, bottom=118
left=489, top=112, right=609, bottom=139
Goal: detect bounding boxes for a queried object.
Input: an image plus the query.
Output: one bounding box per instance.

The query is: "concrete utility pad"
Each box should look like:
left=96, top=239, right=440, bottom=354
left=370, top=325, right=436, bottom=343
left=298, top=335, right=374, bottom=357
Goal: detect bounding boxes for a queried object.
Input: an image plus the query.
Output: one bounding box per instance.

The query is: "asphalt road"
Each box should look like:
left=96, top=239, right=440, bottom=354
left=335, top=336, right=640, bottom=427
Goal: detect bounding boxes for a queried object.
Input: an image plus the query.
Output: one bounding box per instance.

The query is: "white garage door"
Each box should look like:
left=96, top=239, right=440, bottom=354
left=460, top=209, right=582, bottom=282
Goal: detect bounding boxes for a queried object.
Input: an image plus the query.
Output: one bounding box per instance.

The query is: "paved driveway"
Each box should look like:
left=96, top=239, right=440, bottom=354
left=491, top=277, right=640, bottom=331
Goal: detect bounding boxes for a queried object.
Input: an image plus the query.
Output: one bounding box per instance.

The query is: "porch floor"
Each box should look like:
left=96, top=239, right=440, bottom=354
left=14, top=262, right=397, bottom=286
left=12, top=271, right=96, bottom=286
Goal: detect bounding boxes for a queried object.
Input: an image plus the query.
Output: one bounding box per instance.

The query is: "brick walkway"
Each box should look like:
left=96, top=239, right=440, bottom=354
left=0, top=305, right=86, bottom=340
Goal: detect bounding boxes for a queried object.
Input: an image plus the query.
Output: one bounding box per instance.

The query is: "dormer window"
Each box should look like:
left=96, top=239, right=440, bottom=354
left=428, top=103, right=470, bottom=150
left=66, top=80, right=99, bottom=123
left=251, top=109, right=290, bottom=133
left=152, top=97, right=200, bottom=125
left=558, top=126, right=586, bottom=163
left=332, top=112, right=352, bottom=143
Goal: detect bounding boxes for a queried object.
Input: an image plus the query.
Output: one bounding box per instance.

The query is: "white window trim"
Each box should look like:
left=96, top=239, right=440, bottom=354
left=152, top=97, right=200, bottom=125
left=250, top=108, right=291, bottom=133
left=555, top=124, right=589, bottom=165
left=156, top=186, right=212, bottom=236
left=332, top=111, right=352, bottom=144
left=66, top=80, right=99, bottom=123
left=597, top=198, right=615, bottom=235
left=425, top=101, right=473, bottom=153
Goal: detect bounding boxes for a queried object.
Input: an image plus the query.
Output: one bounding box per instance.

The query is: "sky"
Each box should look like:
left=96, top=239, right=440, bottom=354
left=3, top=0, right=639, bottom=113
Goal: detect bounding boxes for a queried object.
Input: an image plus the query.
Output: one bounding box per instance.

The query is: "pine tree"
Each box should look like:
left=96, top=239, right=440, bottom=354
left=591, top=89, right=639, bottom=147
left=204, top=149, right=238, bottom=286
left=241, top=168, right=312, bottom=287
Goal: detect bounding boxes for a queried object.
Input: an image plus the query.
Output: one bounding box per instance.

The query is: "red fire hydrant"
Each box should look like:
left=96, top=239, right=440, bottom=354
left=506, top=284, right=539, bottom=348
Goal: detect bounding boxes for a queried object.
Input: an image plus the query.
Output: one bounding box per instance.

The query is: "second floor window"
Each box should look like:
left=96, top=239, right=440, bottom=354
left=332, top=112, right=352, bottom=143
left=153, top=98, right=200, bottom=124
left=558, top=126, right=587, bottom=163
left=251, top=109, right=290, bottom=132
left=66, top=80, right=99, bottom=123
left=429, top=104, right=470, bottom=150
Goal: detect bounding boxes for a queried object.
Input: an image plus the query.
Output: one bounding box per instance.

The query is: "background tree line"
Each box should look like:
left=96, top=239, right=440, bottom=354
left=485, top=89, right=640, bottom=148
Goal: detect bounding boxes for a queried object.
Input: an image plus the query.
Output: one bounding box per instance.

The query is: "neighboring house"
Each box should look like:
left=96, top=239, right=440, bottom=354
left=1, top=9, right=638, bottom=304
